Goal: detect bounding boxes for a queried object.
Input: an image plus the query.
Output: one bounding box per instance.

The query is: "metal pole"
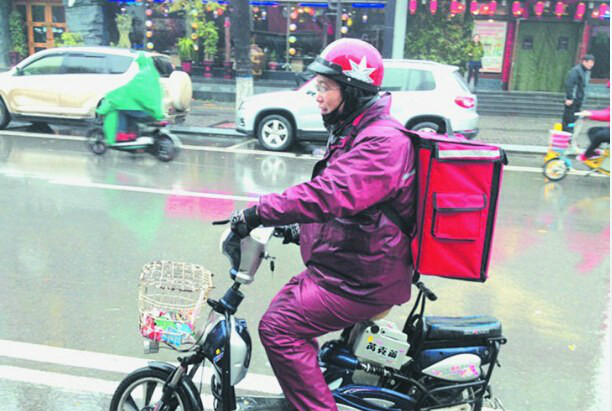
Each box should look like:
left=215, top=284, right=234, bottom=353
left=335, top=0, right=342, bottom=40
left=382, top=0, right=397, bottom=58
left=286, top=5, right=290, bottom=67
left=392, top=0, right=408, bottom=59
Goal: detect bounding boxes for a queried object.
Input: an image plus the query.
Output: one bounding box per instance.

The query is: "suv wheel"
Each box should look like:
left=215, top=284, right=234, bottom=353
left=257, top=114, right=294, bottom=151
left=0, top=98, right=11, bottom=130
left=410, top=121, right=441, bottom=134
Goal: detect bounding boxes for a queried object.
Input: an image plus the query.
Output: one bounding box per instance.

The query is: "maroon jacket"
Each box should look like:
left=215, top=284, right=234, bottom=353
left=258, top=94, right=416, bottom=305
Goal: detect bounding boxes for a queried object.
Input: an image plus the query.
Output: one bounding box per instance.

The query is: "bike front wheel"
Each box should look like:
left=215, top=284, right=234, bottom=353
left=109, top=368, right=194, bottom=411
left=155, top=133, right=179, bottom=162
left=543, top=157, right=569, bottom=181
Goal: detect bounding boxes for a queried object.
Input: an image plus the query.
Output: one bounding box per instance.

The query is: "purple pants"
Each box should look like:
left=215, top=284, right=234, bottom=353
left=258, top=271, right=393, bottom=411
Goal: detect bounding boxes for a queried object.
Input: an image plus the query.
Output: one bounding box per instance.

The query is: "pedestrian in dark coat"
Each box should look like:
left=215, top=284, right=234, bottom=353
left=562, top=54, right=595, bottom=132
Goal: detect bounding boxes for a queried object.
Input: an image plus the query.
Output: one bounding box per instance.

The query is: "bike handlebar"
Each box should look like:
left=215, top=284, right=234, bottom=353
left=416, top=281, right=437, bottom=301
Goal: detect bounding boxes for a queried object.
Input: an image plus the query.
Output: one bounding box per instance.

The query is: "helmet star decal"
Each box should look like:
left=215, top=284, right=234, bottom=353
left=343, top=56, right=377, bottom=84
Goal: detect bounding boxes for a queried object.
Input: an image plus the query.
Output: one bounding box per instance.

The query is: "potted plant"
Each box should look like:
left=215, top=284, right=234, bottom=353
left=115, top=14, right=132, bottom=48
left=177, top=37, right=195, bottom=74
left=8, top=11, right=27, bottom=66
left=197, top=21, right=218, bottom=78
left=54, top=32, right=84, bottom=47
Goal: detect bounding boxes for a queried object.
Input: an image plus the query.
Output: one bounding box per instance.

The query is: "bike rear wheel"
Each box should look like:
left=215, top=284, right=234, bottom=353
left=86, top=127, right=107, bottom=155
left=543, top=157, right=569, bottom=181
left=109, top=368, right=194, bottom=411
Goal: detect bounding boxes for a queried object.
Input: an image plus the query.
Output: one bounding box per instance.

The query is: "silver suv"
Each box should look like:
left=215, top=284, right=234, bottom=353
left=237, top=59, right=479, bottom=151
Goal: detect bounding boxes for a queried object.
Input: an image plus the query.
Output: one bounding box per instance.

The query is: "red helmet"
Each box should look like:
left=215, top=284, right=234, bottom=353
left=308, top=38, right=384, bottom=93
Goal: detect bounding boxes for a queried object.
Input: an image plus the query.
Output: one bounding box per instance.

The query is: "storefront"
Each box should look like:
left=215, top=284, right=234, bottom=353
left=13, top=0, right=67, bottom=55
left=469, top=0, right=610, bottom=91
left=249, top=1, right=387, bottom=70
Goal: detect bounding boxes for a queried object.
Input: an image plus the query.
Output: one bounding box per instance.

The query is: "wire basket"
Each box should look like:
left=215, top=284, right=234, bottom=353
left=139, top=261, right=214, bottom=350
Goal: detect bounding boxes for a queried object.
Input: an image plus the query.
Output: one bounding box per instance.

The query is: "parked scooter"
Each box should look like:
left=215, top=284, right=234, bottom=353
left=110, top=226, right=506, bottom=411
left=85, top=117, right=180, bottom=162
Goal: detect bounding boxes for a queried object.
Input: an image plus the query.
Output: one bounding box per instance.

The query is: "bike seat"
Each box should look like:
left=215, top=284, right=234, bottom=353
left=423, top=315, right=502, bottom=340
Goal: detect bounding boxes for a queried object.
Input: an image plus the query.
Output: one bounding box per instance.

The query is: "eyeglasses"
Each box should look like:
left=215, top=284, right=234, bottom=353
left=314, top=83, right=340, bottom=94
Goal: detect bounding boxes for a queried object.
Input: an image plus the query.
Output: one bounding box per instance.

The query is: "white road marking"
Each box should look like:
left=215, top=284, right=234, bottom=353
left=0, top=339, right=282, bottom=395
left=0, top=365, right=216, bottom=408
left=0, top=129, right=87, bottom=141
left=226, top=139, right=257, bottom=150
left=0, top=340, right=505, bottom=411
left=1, top=129, right=607, bottom=176
left=49, top=179, right=261, bottom=202
left=505, top=164, right=608, bottom=177
left=181, top=143, right=320, bottom=160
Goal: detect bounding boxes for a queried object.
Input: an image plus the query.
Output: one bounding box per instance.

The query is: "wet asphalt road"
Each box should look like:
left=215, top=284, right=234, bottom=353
left=0, top=130, right=609, bottom=411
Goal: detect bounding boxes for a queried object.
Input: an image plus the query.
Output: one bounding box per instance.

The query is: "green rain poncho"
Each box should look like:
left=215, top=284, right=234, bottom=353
left=96, top=52, right=164, bottom=144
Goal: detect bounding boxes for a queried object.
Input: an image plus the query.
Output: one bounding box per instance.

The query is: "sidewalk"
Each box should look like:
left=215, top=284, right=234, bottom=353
left=173, top=100, right=598, bottom=155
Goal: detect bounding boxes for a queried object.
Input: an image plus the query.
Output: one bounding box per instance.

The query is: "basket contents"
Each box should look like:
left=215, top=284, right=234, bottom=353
left=139, top=260, right=214, bottom=349
left=140, top=308, right=196, bottom=346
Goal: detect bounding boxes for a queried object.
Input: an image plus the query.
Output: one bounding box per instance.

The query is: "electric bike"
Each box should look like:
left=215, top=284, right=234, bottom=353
left=109, top=227, right=506, bottom=411
left=543, top=115, right=610, bottom=181
left=86, top=116, right=180, bottom=162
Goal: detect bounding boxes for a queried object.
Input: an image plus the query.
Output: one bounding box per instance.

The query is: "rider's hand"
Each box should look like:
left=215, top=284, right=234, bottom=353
left=576, top=110, right=592, bottom=118
left=565, top=99, right=574, bottom=106
left=274, top=224, right=300, bottom=245
left=230, top=206, right=261, bottom=238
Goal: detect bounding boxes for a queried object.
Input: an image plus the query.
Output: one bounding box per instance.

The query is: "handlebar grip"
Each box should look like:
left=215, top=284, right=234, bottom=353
left=416, top=281, right=437, bottom=301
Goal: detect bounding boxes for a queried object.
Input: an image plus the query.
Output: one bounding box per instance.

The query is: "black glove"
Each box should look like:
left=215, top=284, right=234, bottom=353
left=274, top=224, right=300, bottom=245
left=230, top=205, right=262, bottom=238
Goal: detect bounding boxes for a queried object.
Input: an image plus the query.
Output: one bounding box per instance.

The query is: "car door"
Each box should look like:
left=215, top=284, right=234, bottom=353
left=58, top=53, right=122, bottom=117
left=7, top=52, right=66, bottom=115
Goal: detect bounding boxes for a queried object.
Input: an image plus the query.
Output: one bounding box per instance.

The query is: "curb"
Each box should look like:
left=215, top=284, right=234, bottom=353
left=169, top=125, right=549, bottom=155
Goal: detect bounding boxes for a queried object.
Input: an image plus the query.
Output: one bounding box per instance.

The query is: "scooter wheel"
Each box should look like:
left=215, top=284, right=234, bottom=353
left=543, top=157, right=568, bottom=181
left=156, top=134, right=178, bottom=162
left=109, top=367, right=194, bottom=411
left=86, top=128, right=107, bottom=155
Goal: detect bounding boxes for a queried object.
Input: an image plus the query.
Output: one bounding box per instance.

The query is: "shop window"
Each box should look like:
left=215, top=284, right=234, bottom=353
left=33, top=26, right=47, bottom=43
left=52, top=27, right=65, bottom=41
left=31, top=5, right=45, bottom=22
left=557, top=37, right=569, bottom=51
left=52, top=6, right=65, bottom=23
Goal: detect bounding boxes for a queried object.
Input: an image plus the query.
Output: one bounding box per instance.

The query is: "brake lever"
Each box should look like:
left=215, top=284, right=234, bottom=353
left=212, top=219, right=230, bottom=225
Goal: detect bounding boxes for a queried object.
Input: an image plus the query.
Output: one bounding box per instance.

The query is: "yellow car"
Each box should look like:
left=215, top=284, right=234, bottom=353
left=0, top=47, right=192, bottom=129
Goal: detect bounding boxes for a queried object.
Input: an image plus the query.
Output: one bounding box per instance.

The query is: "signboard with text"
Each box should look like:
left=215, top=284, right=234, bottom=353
left=474, top=21, right=508, bottom=73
